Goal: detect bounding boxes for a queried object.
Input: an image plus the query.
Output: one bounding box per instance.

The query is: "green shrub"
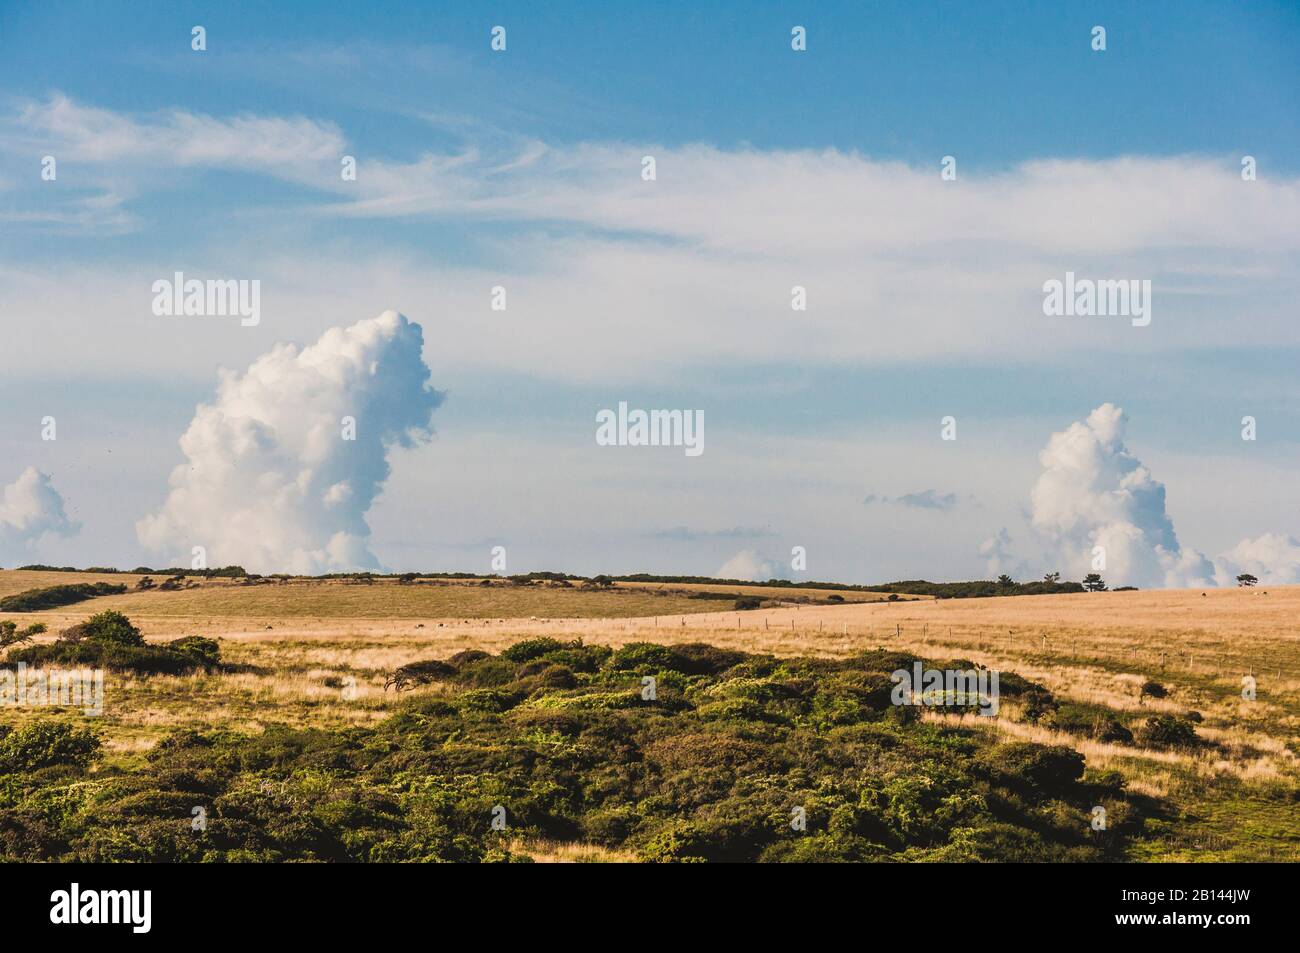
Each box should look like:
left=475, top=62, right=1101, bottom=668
left=455, top=657, right=519, bottom=688
left=6, top=640, right=218, bottom=676
left=996, top=671, right=1055, bottom=698
left=500, top=638, right=580, bottom=663
left=0, top=808, right=68, bottom=860
left=1140, top=680, right=1168, bottom=701
left=0, top=721, right=100, bottom=772
left=607, top=642, right=681, bottom=672
left=671, top=643, right=748, bottom=676
left=1095, top=719, right=1134, bottom=744
left=458, top=688, right=521, bottom=713
left=1048, top=703, right=1134, bottom=744
left=167, top=636, right=221, bottom=667
left=604, top=642, right=743, bottom=678
left=385, top=659, right=456, bottom=691
left=517, top=664, right=577, bottom=690
left=446, top=649, right=492, bottom=669
left=760, top=832, right=882, bottom=862
left=4, top=612, right=218, bottom=676
left=71, top=610, right=145, bottom=647
left=1137, top=715, right=1200, bottom=749
left=537, top=644, right=610, bottom=673
left=1085, top=768, right=1127, bottom=794
left=0, top=620, right=45, bottom=649
left=1020, top=689, right=1059, bottom=722
left=583, top=805, right=641, bottom=846
left=982, top=742, right=1085, bottom=797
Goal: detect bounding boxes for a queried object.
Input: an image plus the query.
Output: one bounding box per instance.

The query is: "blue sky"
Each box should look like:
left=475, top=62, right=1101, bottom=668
left=1, top=1, right=1298, bottom=585
left=4, top=1, right=1298, bottom=165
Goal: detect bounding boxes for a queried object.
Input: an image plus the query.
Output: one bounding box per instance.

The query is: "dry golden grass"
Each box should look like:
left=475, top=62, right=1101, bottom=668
left=507, top=839, right=637, bottom=863
left=0, top=572, right=744, bottom=635
left=922, top=709, right=1193, bottom=768
left=615, top=580, right=926, bottom=603
left=0, top=569, right=149, bottom=598
left=32, top=587, right=1296, bottom=755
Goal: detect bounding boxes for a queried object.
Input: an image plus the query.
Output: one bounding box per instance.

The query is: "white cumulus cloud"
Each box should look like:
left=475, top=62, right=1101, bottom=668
left=979, top=527, right=1017, bottom=576
left=0, top=467, right=79, bottom=560
left=1029, top=403, right=1214, bottom=589
left=1215, top=533, right=1300, bottom=586
left=716, top=550, right=775, bottom=582
left=136, top=310, right=443, bottom=574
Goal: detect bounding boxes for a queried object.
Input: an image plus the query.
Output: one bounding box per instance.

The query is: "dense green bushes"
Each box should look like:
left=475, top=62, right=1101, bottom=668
left=0, top=721, right=101, bottom=773
left=15, top=565, right=245, bottom=578
left=1137, top=714, right=1202, bottom=750
left=0, top=583, right=126, bottom=612
left=1140, top=680, right=1168, bottom=701
left=6, top=639, right=221, bottom=676
left=67, top=610, right=144, bottom=646
left=604, top=573, right=1091, bottom=598
left=0, top=638, right=1144, bottom=863
left=863, top=579, right=1087, bottom=599
left=2, top=611, right=220, bottom=675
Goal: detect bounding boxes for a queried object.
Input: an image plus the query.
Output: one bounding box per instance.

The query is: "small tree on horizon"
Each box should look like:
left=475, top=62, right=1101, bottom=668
left=1082, top=573, right=1107, bottom=592
left=996, top=574, right=1014, bottom=587
left=1236, top=573, right=1258, bottom=587
left=1043, top=571, right=1061, bottom=583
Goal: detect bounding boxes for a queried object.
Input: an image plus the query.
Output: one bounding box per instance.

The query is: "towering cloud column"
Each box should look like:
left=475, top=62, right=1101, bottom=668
left=137, top=310, right=442, bottom=574
left=1030, top=403, right=1214, bottom=589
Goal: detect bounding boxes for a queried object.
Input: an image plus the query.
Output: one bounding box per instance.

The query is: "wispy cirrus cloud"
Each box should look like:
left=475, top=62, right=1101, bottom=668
left=0, top=93, right=345, bottom=230
left=6, top=94, right=1299, bottom=387
left=8, top=94, right=1300, bottom=258
left=10, top=93, right=344, bottom=166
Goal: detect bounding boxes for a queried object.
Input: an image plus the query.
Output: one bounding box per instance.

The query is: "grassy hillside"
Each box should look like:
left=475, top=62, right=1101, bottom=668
left=0, top=570, right=149, bottom=599
left=0, top=571, right=734, bottom=622
left=0, top=581, right=1294, bottom=861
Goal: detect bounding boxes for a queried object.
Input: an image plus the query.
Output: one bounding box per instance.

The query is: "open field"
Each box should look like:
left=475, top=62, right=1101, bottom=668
left=1, top=572, right=1296, bottom=861
left=614, top=580, right=927, bottom=603
left=0, top=573, right=746, bottom=630
left=0, top=571, right=922, bottom=637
